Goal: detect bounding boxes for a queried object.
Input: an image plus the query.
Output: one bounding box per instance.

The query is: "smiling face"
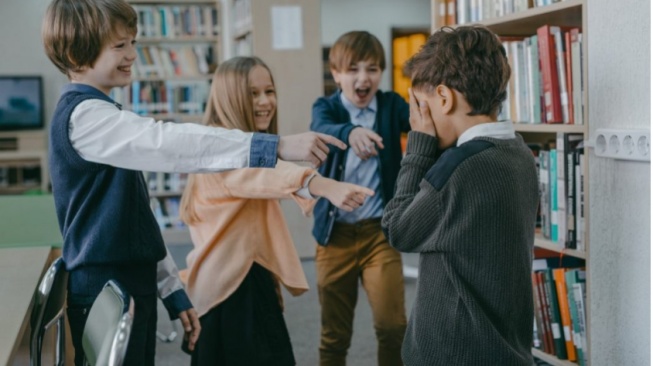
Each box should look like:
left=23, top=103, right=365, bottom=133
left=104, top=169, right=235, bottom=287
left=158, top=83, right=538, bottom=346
left=249, top=65, right=277, bottom=132
left=331, top=59, right=382, bottom=109
left=71, top=27, right=137, bottom=95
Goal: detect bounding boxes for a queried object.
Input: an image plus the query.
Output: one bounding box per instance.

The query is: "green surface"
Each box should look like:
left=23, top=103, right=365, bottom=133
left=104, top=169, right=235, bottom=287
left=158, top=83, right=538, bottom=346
left=0, top=195, right=63, bottom=248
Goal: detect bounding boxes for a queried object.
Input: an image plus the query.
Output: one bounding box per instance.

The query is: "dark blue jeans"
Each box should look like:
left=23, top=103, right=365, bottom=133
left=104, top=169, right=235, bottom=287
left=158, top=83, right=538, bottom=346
left=67, top=292, right=158, bottom=366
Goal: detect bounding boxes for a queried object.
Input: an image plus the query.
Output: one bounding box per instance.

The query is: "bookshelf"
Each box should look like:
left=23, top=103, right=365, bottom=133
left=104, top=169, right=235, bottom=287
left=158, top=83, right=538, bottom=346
left=0, top=131, right=48, bottom=194
left=431, top=1, right=590, bottom=365
left=121, top=0, right=222, bottom=244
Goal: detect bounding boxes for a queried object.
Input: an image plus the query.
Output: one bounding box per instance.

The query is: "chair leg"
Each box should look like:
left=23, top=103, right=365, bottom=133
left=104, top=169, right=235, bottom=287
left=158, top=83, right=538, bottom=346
left=29, top=328, right=44, bottom=366
left=55, top=317, right=65, bottom=366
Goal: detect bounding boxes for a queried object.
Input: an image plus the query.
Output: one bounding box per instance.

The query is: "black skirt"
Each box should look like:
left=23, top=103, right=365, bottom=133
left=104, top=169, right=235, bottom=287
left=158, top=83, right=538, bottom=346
left=189, top=262, right=296, bottom=366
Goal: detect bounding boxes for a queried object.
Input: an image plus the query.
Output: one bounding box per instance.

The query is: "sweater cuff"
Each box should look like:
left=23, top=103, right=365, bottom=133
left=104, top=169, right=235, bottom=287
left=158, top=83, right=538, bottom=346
left=406, top=131, right=439, bottom=157
left=162, top=289, right=193, bottom=320
left=250, top=133, right=279, bottom=168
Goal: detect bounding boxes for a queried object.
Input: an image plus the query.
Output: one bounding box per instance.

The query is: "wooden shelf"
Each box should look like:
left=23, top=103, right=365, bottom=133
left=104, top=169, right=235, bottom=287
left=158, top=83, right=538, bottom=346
left=513, top=123, right=586, bottom=134
left=130, top=0, right=215, bottom=4
left=137, top=36, right=220, bottom=44
left=0, top=184, right=41, bottom=194
left=132, top=75, right=213, bottom=82
left=150, top=190, right=184, bottom=198
left=149, top=113, right=203, bottom=123
left=534, top=236, right=586, bottom=260
left=0, top=151, right=45, bottom=160
left=460, top=0, right=583, bottom=36
left=532, top=348, right=578, bottom=366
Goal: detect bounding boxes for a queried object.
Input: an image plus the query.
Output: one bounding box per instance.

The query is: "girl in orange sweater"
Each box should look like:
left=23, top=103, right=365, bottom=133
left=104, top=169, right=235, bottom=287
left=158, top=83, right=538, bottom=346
left=179, top=56, right=373, bottom=366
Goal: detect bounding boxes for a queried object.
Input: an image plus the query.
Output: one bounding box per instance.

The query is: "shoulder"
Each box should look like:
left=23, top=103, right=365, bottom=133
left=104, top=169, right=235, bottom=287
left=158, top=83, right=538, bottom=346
left=70, top=98, right=119, bottom=122
left=377, top=90, right=407, bottom=105
left=313, top=92, right=341, bottom=109
left=424, top=140, right=495, bottom=190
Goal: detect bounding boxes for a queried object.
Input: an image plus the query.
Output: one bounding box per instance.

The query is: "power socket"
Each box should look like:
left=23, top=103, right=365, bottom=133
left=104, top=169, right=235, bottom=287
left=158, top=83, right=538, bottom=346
left=593, top=128, right=650, bottom=162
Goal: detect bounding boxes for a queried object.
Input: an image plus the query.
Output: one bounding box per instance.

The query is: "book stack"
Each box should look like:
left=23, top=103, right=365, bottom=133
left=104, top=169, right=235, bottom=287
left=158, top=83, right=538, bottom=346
left=435, top=0, right=566, bottom=26
left=532, top=257, right=587, bottom=365
left=131, top=4, right=219, bottom=39
left=498, top=26, right=584, bottom=125
left=536, top=133, right=585, bottom=251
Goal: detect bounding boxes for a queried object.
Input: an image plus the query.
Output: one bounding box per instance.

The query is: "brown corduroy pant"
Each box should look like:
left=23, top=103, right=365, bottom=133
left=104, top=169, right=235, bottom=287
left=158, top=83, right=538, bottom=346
left=316, top=218, right=407, bottom=366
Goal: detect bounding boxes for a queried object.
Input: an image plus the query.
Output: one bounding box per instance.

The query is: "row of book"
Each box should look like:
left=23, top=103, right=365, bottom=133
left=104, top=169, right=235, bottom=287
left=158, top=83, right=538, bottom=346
left=435, top=0, right=568, bottom=26
left=499, top=25, right=584, bottom=124
left=533, top=132, right=585, bottom=250
left=145, top=172, right=188, bottom=230
left=145, top=172, right=188, bottom=193
left=532, top=258, right=587, bottom=365
left=392, top=33, right=427, bottom=102
left=232, top=0, right=253, bottom=36
left=151, top=196, right=185, bottom=229
left=111, top=80, right=210, bottom=116
left=132, top=44, right=216, bottom=78
left=131, top=5, right=219, bottom=39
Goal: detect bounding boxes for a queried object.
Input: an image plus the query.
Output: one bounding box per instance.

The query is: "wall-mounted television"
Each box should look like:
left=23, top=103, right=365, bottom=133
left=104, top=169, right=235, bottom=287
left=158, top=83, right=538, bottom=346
left=0, top=76, right=44, bottom=131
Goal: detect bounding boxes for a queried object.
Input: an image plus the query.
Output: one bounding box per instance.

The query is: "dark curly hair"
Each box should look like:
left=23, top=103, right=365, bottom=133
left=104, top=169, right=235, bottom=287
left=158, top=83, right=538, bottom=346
left=405, top=25, right=510, bottom=117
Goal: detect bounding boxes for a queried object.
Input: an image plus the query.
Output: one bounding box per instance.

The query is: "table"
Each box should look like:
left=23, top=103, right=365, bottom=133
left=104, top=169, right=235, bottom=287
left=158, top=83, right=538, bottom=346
left=0, top=246, right=52, bottom=365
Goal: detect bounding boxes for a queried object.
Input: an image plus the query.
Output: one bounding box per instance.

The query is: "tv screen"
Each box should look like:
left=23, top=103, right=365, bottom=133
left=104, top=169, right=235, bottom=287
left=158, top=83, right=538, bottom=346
left=0, top=76, right=44, bottom=131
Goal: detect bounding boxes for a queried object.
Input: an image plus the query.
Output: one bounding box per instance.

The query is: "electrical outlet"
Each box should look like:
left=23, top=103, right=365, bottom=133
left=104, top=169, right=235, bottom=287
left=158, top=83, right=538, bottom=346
left=593, top=128, right=650, bottom=162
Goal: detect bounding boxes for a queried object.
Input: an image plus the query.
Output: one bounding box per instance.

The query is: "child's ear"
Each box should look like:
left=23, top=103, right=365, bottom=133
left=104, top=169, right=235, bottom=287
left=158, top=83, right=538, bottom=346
left=330, top=68, right=341, bottom=85
left=435, top=85, right=454, bottom=115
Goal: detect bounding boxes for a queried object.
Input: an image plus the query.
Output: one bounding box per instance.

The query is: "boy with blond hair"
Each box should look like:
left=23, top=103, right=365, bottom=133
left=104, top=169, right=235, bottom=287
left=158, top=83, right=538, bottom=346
left=382, top=25, right=540, bottom=365
left=42, top=0, right=345, bottom=364
left=310, top=30, right=410, bottom=366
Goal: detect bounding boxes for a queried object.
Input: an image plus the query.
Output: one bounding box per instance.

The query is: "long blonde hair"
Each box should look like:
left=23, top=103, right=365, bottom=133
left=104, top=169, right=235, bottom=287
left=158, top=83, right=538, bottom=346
left=180, top=56, right=278, bottom=224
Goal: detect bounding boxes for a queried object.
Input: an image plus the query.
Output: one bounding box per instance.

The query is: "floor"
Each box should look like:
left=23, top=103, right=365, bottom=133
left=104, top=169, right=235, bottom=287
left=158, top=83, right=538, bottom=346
left=154, top=244, right=419, bottom=366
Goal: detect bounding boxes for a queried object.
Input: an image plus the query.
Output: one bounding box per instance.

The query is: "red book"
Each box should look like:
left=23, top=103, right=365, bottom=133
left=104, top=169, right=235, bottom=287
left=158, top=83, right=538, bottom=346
left=536, top=271, right=555, bottom=354
left=537, top=25, right=563, bottom=123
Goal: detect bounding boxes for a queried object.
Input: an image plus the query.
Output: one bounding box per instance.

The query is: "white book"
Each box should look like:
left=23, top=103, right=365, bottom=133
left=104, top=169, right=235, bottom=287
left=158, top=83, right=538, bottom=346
left=552, top=27, right=570, bottom=123
left=571, top=32, right=584, bottom=125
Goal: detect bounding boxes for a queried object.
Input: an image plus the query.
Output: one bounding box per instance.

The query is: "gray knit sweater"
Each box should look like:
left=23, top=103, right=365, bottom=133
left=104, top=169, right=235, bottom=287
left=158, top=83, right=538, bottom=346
left=382, top=131, right=539, bottom=366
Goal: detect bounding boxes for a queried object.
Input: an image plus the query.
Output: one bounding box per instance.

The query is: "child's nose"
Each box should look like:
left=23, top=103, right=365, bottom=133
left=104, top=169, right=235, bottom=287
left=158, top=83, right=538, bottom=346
left=126, top=47, right=137, bottom=61
left=257, top=94, right=270, bottom=105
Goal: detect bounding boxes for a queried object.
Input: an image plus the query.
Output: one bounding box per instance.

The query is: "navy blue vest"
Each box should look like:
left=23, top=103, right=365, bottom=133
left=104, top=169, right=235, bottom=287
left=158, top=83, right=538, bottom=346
left=49, top=84, right=164, bottom=296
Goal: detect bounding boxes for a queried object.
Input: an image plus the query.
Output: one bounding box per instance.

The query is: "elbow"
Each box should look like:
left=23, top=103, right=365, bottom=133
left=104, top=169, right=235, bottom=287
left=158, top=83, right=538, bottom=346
left=381, top=219, right=405, bottom=252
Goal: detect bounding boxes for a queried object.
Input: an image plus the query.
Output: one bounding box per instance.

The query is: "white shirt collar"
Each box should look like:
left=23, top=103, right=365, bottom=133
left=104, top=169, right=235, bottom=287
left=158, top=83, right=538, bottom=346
left=456, top=121, right=515, bottom=147
left=340, top=92, right=377, bottom=117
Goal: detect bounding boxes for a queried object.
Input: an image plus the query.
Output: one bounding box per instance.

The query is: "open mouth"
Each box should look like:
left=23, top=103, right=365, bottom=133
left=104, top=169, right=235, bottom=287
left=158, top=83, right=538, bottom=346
left=355, top=87, right=371, bottom=99
left=117, top=65, right=131, bottom=73
left=255, top=111, right=271, bottom=117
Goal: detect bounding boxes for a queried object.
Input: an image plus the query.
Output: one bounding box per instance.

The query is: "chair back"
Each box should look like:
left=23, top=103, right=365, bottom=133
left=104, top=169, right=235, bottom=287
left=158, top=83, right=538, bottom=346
left=82, top=280, right=134, bottom=366
left=30, top=256, right=68, bottom=366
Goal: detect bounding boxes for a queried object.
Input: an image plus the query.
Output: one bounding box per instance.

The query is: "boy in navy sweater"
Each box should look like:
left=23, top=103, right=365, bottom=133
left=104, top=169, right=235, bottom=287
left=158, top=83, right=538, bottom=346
left=42, top=1, right=345, bottom=364
left=310, top=31, right=410, bottom=366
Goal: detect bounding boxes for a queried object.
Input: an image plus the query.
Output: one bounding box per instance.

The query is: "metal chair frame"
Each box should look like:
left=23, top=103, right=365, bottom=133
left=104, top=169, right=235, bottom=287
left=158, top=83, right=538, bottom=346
left=82, top=280, right=134, bottom=366
left=30, top=256, right=68, bottom=366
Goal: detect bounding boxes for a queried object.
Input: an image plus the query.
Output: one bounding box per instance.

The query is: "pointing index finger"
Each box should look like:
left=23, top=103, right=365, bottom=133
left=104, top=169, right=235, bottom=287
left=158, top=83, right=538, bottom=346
left=316, top=133, right=346, bottom=150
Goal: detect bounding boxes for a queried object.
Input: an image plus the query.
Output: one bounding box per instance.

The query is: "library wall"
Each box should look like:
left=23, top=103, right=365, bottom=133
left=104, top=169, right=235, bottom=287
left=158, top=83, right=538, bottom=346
left=320, top=0, right=431, bottom=91
left=0, top=0, right=67, bottom=126
left=588, top=0, right=650, bottom=364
